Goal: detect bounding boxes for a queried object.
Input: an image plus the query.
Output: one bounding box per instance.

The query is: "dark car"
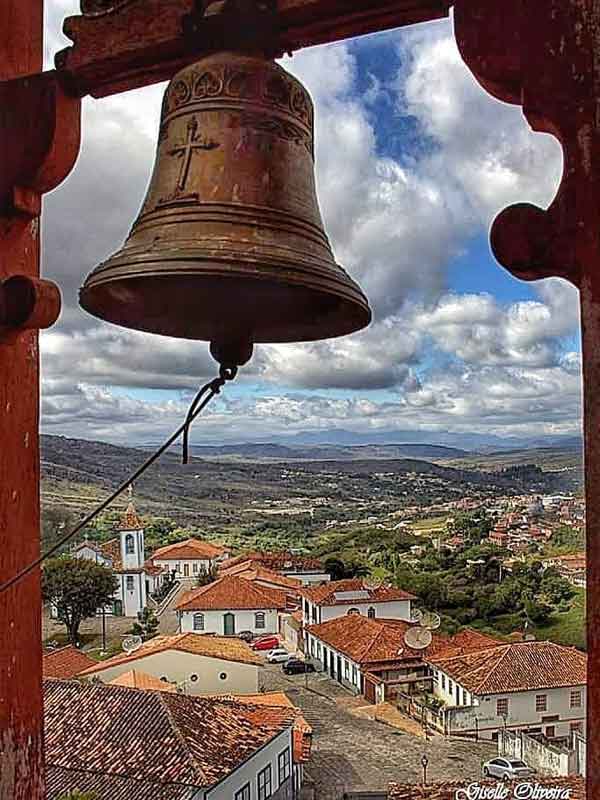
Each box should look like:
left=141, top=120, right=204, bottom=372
left=238, top=631, right=254, bottom=643
left=283, top=659, right=316, bottom=675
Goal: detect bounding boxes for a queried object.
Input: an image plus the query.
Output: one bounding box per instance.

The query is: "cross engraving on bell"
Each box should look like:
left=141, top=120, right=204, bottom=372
left=159, top=116, right=219, bottom=205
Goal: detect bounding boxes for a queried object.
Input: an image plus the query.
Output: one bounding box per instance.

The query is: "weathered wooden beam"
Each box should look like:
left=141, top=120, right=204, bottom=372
left=56, top=0, right=449, bottom=98
left=455, top=1, right=598, bottom=793
left=0, top=2, right=46, bottom=798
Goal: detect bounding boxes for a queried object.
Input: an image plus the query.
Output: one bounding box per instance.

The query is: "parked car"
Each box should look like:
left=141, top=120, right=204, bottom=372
left=283, top=659, right=316, bottom=675
left=237, top=631, right=254, bottom=643
left=251, top=636, right=279, bottom=651
left=266, top=648, right=291, bottom=664
left=482, top=758, right=535, bottom=781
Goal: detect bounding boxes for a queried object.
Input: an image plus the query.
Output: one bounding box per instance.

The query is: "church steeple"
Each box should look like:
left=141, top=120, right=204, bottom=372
left=119, top=485, right=145, bottom=570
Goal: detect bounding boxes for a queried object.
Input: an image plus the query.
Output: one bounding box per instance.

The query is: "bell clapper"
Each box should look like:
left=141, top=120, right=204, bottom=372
left=209, top=338, right=254, bottom=370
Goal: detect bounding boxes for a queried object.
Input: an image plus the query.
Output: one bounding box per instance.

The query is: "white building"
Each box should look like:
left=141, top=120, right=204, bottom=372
left=428, top=640, right=587, bottom=741
left=299, top=578, right=416, bottom=627
left=71, top=501, right=167, bottom=617
left=78, top=632, right=262, bottom=695
left=45, top=679, right=310, bottom=799
left=177, top=574, right=287, bottom=637
left=150, top=537, right=230, bottom=580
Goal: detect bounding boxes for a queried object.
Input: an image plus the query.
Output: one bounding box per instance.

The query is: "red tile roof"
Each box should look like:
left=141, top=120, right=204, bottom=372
left=45, top=680, right=295, bottom=793
left=176, top=575, right=287, bottom=612
left=307, top=617, right=501, bottom=668
left=305, top=615, right=445, bottom=665
left=119, top=502, right=143, bottom=531
left=109, top=670, right=177, bottom=692
left=388, top=778, right=585, bottom=799
left=224, top=551, right=323, bottom=572
left=43, top=645, right=97, bottom=680
left=210, top=692, right=312, bottom=762
left=220, top=561, right=302, bottom=591
left=46, top=765, right=190, bottom=800
left=151, top=538, right=228, bottom=562
left=79, top=632, right=262, bottom=675
left=299, top=578, right=416, bottom=606
left=429, top=640, right=587, bottom=694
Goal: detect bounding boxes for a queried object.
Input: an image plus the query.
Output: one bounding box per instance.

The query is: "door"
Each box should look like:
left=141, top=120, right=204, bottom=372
left=224, top=612, right=236, bottom=636
left=323, top=649, right=328, bottom=670
left=184, top=563, right=190, bottom=577
left=336, top=655, right=342, bottom=682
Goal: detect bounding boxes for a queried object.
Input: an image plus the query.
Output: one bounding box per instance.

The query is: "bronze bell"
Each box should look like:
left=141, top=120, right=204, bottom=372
left=79, top=51, right=371, bottom=361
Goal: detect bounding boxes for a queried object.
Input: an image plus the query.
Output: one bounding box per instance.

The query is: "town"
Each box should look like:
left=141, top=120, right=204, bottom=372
left=41, top=463, right=587, bottom=800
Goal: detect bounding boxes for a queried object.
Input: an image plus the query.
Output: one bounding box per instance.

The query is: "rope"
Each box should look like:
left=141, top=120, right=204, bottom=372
left=0, top=364, right=237, bottom=596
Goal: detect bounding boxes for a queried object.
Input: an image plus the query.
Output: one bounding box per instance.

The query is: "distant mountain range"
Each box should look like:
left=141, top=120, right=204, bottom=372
left=184, top=429, right=583, bottom=454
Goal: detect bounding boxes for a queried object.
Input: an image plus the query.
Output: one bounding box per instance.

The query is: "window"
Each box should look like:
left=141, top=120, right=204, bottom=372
left=257, top=765, right=272, bottom=800
left=126, top=576, right=134, bottom=591
left=545, top=726, right=556, bottom=739
left=536, top=695, right=547, bottom=712
left=448, top=680, right=453, bottom=693
left=317, top=642, right=321, bottom=658
left=367, top=606, right=376, bottom=619
left=352, top=665, right=358, bottom=685
left=193, top=562, right=199, bottom=573
left=235, top=783, right=251, bottom=800
left=463, top=690, right=468, bottom=705
left=255, top=612, right=266, bottom=629
left=570, top=689, right=583, bottom=708
left=344, top=660, right=350, bottom=679
left=278, top=748, right=291, bottom=784
left=190, top=674, right=199, bottom=683
left=125, top=534, right=135, bottom=554
left=441, top=674, right=446, bottom=690
left=219, top=672, right=227, bottom=680
left=497, top=698, right=509, bottom=717
left=193, top=613, right=204, bottom=631
left=347, top=607, right=360, bottom=615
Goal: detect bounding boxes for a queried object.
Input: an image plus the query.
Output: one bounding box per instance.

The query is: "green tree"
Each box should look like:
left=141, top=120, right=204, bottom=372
left=196, top=563, right=219, bottom=587
left=42, top=558, right=118, bottom=644
left=131, top=607, right=159, bottom=641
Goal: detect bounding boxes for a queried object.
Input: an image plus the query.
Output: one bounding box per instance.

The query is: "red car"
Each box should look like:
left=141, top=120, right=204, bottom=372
left=251, top=636, right=279, bottom=651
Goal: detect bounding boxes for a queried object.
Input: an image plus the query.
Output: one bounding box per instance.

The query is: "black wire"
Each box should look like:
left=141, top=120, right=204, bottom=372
left=0, top=367, right=236, bottom=597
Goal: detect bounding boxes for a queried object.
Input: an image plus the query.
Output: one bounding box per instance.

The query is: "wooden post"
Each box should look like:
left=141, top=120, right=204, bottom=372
left=0, top=2, right=45, bottom=798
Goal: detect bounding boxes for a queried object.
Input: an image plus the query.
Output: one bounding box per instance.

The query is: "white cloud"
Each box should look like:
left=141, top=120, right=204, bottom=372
left=39, top=7, right=581, bottom=443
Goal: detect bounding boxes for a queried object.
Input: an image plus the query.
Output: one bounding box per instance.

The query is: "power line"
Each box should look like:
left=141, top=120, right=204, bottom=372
left=0, top=366, right=237, bottom=596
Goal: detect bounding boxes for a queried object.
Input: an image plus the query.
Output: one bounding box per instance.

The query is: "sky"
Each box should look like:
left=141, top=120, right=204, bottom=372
left=39, top=3, right=582, bottom=447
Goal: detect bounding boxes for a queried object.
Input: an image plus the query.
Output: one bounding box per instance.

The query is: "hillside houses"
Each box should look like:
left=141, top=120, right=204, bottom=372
left=78, top=632, right=263, bottom=695
left=299, top=578, right=416, bottom=626
left=150, top=537, right=230, bottom=579
left=176, top=575, right=287, bottom=636
left=428, top=640, right=587, bottom=741
left=543, top=552, right=587, bottom=587
left=222, top=550, right=330, bottom=585
left=45, top=679, right=310, bottom=800
left=304, top=615, right=500, bottom=704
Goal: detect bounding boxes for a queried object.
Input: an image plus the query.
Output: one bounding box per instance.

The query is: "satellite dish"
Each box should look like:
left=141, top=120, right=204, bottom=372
left=404, top=626, right=433, bottom=650
left=396, top=647, right=405, bottom=657
left=409, top=608, right=424, bottom=624
left=524, top=633, right=536, bottom=641
left=421, top=611, right=442, bottom=631
left=122, top=635, right=143, bottom=654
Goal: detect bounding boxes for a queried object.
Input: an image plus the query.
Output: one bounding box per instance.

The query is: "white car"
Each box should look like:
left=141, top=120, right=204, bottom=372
left=266, top=648, right=291, bottom=663
left=482, top=758, right=535, bottom=781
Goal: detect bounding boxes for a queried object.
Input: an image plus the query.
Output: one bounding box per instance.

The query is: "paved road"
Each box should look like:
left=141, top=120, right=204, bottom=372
left=261, top=666, right=495, bottom=799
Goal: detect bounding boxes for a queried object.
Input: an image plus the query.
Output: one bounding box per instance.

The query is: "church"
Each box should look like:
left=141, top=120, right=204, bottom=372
left=72, top=497, right=168, bottom=617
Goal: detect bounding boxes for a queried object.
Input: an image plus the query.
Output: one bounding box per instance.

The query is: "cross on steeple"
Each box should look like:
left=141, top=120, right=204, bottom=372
left=169, top=116, right=219, bottom=193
